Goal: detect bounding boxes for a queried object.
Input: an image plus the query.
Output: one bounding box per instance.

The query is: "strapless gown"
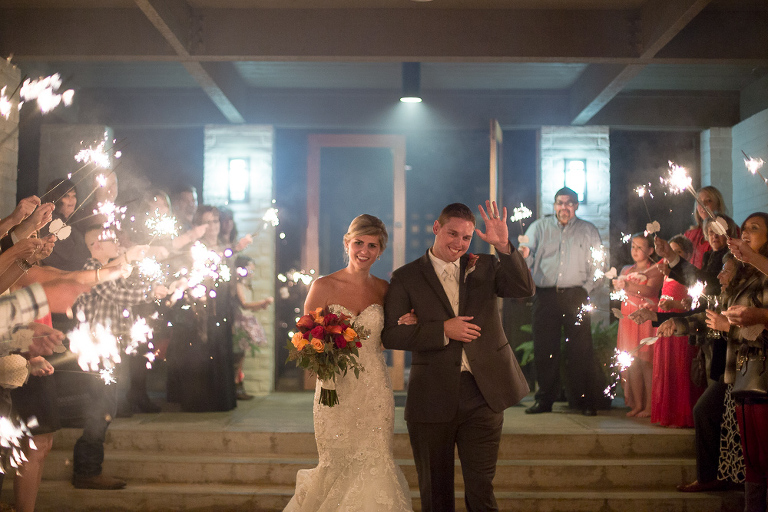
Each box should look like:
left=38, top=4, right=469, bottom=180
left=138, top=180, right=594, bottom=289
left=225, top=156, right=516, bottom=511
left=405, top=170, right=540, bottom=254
left=284, top=303, right=413, bottom=512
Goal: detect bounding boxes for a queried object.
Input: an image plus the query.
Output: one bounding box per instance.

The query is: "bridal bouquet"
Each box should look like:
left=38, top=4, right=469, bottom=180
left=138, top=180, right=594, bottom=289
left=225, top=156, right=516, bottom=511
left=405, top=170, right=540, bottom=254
left=286, top=307, right=368, bottom=407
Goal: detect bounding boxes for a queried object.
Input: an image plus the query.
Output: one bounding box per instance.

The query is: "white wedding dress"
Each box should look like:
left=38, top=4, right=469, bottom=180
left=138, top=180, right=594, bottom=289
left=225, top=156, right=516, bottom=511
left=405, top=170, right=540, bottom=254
left=284, top=303, right=413, bottom=512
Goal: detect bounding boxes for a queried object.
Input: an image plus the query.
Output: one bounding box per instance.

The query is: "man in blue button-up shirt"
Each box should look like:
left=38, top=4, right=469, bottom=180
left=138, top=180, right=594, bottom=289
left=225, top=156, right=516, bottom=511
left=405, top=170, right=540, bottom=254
left=520, top=187, right=602, bottom=416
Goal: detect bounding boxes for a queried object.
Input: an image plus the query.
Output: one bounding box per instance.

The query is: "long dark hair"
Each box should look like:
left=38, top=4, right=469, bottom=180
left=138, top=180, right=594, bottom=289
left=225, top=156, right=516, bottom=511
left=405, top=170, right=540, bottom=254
left=41, top=178, right=77, bottom=216
left=732, top=212, right=768, bottom=290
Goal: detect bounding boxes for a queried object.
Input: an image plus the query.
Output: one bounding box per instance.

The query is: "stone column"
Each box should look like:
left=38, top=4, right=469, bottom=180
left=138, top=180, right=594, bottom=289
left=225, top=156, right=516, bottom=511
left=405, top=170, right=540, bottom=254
left=203, top=125, right=275, bottom=395
left=700, top=128, right=733, bottom=210
left=0, top=60, right=21, bottom=215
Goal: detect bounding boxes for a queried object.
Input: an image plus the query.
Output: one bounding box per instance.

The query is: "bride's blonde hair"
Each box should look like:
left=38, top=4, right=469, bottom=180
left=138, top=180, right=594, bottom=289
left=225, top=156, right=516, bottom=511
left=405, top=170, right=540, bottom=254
left=343, top=214, right=388, bottom=252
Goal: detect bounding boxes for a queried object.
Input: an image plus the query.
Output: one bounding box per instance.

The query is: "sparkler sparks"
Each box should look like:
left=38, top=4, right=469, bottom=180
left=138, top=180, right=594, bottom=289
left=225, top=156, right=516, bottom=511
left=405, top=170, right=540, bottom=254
left=590, top=245, right=607, bottom=281
left=145, top=213, right=178, bottom=239
left=19, top=74, right=74, bottom=114
left=610, top=289, right=628, bottom=303
left=621, top=232, right=632, bottom=244
left=688, top=281, right=705, bottom=310
left=0, top=415, right=38, bottom=474
left=137, top=257, right=164, bottom=282
left=509, top=203, right=533, bottom=223
left=67, top=323, right=122, bottom=376
left=262, top=208, right=280, bottom=227
left=662, top=161, right=715, bottom=220
left=743, top=151, right=767, bottom=186
left=576, top=303, right=594, bottom=325
left=0, top=86, right=11, bottom=119
left=74, top=132, right=115, bottom=169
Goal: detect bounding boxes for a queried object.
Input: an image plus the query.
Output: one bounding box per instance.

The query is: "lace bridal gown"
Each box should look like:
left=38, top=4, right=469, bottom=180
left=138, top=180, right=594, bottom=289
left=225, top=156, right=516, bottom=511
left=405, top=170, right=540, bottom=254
left=284, top=303, right=413, bottom=512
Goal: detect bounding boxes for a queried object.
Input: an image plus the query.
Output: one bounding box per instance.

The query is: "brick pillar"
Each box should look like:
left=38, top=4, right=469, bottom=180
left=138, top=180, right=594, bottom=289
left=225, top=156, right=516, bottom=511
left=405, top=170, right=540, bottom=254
left=0, top=60, right=21, bottom=215
left=700, top=128, right=733, bottom=212
left=38, top=125, right=114, bottom=196
left=731, top=109, right=768, bottom=223
left=203, top=125, right=275, bottom=395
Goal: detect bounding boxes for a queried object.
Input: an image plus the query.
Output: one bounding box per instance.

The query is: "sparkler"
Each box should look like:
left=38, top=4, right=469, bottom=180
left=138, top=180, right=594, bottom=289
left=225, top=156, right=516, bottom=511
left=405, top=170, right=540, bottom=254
left=634, top=184, right=654, bottom=222
left=687, top=281, right=706, bottom=310
left=590, top=245, right=607, bottom=281
left=145, top=213, right=178, bottom=240
left=0, top=86, right=11, bottom=119
left=0, top=415, right=38, bottom=474
left=137, top=257, right=164, bottom=283
left=621, top=232, right=632, bottom=244
left=742, top=150, right=767, bottom=187
left=19, top=74, right=74, bottom=114
left=67, top=323, right=121, bottom=375
left=510, top=202, right=533, bottom=244
left=662, top=161, right=715, bottom=220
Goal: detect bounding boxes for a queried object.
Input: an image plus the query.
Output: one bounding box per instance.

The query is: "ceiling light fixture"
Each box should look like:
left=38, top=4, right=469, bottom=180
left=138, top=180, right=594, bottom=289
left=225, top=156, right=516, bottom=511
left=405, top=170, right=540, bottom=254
left=400, top=62, right=422, bottom=103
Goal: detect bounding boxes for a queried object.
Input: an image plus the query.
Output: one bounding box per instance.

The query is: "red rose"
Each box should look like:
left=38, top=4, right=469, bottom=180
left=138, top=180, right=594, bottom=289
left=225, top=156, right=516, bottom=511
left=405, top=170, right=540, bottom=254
left=355, top=341, right=362, bottom=348
left=303, top=330, right=311, bottom=339
left=323, top=313, right=339, bottom=326
left=297, top=314, right=315, bottom=330
left=310, top=325, right=325, bottom=340
left=334, top=334, right=347, bottom=348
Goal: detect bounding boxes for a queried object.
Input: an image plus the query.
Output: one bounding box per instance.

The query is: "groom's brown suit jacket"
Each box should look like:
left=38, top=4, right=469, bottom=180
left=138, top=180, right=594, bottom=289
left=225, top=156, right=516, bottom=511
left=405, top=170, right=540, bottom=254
left=382, top=246, right=535, bottom=423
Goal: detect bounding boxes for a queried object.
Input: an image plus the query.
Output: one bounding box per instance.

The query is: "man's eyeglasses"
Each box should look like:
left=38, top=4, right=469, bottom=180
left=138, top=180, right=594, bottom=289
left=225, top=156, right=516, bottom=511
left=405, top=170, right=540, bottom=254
left=554, top=201, right=576, bottom=207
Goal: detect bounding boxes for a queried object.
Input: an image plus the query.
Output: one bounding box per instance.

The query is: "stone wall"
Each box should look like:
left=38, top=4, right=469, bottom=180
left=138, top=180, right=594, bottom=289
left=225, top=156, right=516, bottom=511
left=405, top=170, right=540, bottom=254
left=203, top=125, right=276, bottom=395
left=731, top=109, right=768, bottom=224
left=0, top=60, right=20, bottom=215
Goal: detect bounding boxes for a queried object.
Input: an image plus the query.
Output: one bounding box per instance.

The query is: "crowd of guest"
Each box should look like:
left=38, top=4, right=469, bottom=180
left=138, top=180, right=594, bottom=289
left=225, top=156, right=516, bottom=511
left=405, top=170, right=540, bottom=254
left=0, top=169, right=271, bottom=510
left=606, top=185, right=768, bottom=511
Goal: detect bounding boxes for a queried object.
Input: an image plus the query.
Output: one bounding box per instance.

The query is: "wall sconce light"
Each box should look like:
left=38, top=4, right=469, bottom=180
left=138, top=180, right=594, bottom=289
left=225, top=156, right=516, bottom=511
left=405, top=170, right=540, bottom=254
left=564, top=158, right=587, bottom=203
left=228, top=157, right=250, bottom=203
left=400, top=62, right=422, bottom=103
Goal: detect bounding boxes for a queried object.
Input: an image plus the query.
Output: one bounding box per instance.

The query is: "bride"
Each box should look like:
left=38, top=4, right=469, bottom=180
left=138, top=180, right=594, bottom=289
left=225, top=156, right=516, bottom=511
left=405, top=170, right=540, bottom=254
left=284, top=214, right=414, bottom=512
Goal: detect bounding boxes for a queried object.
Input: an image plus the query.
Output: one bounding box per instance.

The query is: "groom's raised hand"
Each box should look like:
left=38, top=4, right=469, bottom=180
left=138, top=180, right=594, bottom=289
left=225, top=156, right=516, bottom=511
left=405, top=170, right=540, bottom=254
left=476, top=200, right=510, bottom=254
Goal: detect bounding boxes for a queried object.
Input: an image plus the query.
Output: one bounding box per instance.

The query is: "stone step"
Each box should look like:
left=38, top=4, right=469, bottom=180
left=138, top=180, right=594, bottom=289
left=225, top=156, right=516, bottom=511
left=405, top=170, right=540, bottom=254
left=8, top=481, right=732, bottom=512
left=41, top=450, right=696, bottom=491
left=52, top=428, right=695, bottom=459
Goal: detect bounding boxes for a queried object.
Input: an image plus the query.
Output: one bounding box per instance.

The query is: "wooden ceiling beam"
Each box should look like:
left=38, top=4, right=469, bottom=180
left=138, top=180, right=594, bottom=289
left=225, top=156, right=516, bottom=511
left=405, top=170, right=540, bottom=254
left=2, top=7, right=765, bottom=63
left=568, top=0, right=713, bottom=125
left=134, top=0, right=246, bottom=123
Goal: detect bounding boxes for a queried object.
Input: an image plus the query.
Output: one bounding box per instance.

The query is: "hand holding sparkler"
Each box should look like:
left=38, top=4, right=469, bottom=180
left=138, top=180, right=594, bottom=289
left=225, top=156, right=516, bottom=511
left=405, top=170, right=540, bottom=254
left=8, top=195, right=41, bottom=225
left=628, top=308, right=657, bottom=325
left=234, top=234, right=253, bottom=252
left=13, top=202, right=55, bottom=241
left=23, top=322, right=65, bottom=358
left=28, top=234, right=56, bottom=264
left=656, top=319, right=677, bottom=337
left=728, top=237, right=757, bottom=264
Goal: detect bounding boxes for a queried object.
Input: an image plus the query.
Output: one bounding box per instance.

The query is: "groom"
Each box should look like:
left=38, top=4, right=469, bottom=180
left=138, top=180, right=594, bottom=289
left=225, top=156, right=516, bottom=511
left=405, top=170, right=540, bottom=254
left=382, top=201, right=534, bottom=512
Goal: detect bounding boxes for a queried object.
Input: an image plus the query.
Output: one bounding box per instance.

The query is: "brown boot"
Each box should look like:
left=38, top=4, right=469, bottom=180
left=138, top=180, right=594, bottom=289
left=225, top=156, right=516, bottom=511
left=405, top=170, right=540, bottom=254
left=236, top=382, right=254, bottom=400
left=72, top=473, right=127, bottom=490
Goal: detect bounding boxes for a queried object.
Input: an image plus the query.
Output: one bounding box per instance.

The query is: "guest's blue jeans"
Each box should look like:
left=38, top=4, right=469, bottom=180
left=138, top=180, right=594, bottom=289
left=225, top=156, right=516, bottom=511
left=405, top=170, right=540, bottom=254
left=73, top=373, right=118, bottom=477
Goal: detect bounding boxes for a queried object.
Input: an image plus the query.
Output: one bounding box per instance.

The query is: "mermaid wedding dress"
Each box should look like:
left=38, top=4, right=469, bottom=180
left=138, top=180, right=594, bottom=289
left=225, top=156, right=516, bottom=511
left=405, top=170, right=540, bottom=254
left=284, top=303, right=413, bottom=512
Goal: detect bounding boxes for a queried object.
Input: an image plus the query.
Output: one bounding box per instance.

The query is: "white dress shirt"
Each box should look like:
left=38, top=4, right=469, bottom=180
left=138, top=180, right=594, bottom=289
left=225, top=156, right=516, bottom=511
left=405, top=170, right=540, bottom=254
left=428, top=249, right=472, bottom=373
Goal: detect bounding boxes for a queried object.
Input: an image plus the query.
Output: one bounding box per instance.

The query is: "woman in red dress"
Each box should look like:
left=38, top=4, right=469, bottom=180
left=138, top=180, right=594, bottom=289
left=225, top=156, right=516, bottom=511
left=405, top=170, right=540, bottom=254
left=652, top=235, right=705, bottom=427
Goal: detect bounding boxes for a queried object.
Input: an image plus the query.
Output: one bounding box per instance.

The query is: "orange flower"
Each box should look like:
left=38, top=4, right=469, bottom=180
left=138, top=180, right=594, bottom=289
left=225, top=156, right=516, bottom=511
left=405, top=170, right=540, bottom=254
left=343, top=327, right=357, bottom=342
left=296, top=314, right=315, bottom=330
left=311, top=307, right=325, bottom=325
left=291, top=332, right=308, bottom=351
left=311, top=337, right=324, bottom=353
left=326, top=325, right=343, bottom=335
